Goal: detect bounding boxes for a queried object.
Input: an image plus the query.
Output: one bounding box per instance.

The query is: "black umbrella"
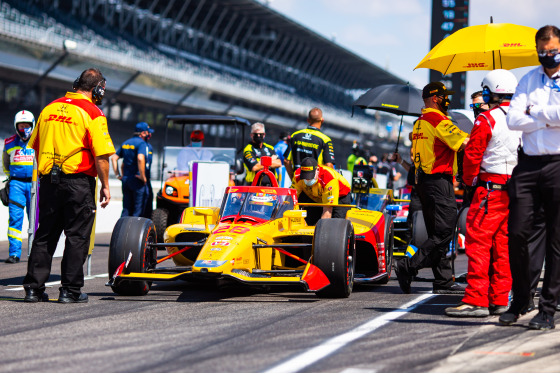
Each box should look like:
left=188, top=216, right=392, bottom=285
left=353, top=83, right=423, bottom=153
left=448, top=109, right=475, bottom=135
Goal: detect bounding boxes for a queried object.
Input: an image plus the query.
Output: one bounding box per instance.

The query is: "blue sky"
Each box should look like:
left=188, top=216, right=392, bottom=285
left=266, top=0, right=558, bottom=109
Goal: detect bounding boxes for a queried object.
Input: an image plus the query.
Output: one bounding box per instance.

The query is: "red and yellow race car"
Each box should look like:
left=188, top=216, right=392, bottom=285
left=107, top=160, right=395, bottom=298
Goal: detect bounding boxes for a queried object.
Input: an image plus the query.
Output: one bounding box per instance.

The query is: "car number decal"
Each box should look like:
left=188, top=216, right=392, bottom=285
left=213, top=225, right=250, bottom=234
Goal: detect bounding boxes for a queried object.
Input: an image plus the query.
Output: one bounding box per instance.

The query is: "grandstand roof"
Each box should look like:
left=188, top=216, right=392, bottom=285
left=124, top=0, right=406, bottom=90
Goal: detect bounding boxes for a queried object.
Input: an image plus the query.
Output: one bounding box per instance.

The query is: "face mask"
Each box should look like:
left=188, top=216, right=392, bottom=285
left=439, top=97, right=451, bottom=113
left=304, top=178, right=317, bottom=187
left=539, top=54, right=560, bottom=69
left=252, top=133, right=264, bottom=144
left=18, top=127, right=32, bottom=140
left=191, top=141, right=202, bottom=147
left=142, top=133, right=151, bottom=142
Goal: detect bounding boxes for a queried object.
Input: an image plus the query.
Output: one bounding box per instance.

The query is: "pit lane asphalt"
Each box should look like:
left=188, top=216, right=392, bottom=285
left=1, top=234, right=559, bottom=373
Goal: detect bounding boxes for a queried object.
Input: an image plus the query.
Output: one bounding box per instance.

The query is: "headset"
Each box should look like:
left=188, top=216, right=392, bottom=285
left=482, top=86, right=513, bottom=104
left=482, top=87, right=492, bottom=104
left=73, top=71, right=106, bottom=105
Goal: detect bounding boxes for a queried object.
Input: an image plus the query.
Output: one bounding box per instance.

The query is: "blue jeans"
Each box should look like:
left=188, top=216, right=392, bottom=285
left=121, top=176, right=149, bottom=217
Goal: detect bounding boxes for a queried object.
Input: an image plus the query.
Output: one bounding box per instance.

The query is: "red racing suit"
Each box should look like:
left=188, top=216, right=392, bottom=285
left=462, top=102, right=521, bottom=307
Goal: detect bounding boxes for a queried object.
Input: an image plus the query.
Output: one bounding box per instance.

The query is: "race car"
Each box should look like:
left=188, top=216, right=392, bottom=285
left=107, top=158, right=395, bottom=298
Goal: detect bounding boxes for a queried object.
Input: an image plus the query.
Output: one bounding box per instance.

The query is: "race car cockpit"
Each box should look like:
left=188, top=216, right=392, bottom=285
left=220, top=188, right=296, bottom=223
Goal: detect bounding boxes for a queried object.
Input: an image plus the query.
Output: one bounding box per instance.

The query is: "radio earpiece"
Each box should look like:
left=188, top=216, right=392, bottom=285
left=92, top=78, right=106, bottom=105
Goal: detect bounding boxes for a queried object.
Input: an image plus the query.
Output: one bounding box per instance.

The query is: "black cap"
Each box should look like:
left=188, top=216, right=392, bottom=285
left=422, top=81, right=455, bottom=99
left=300, top=157, right=318, bottom=180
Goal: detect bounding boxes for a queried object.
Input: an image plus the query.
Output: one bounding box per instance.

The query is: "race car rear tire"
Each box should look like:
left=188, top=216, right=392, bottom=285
left=313, top=218, right=355, bottom=298
left=152, top=208, right=168, bottom=243
left=109, top=217, right=157, bottom=296
left=411, top=210, right=428, bottom=247
left=378, top=215, right=394, bottom=284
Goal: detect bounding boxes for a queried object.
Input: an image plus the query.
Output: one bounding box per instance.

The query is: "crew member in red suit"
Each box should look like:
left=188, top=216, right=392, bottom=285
left=446, top=69, right=521, bottom=317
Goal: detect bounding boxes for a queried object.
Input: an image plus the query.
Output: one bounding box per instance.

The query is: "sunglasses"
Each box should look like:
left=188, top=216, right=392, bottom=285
left=537, top=49, right=559, bottom=57
left=470, top=103, right=486, bottom=109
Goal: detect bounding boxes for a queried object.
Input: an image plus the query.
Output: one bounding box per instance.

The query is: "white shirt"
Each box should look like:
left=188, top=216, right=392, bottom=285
left=479, top=105, right=521, bottom=176
left=507, top=65, right=560, bottom=155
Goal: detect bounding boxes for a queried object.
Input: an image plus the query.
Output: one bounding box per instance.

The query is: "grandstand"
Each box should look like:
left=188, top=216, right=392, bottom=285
left=0, top=0, right=414, bottom=177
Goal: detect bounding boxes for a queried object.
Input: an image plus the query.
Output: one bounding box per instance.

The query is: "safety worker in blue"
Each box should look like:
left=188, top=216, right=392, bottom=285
left=2, top=110, right=35, bottom=263
left=111, top=122, right=154, bottom=217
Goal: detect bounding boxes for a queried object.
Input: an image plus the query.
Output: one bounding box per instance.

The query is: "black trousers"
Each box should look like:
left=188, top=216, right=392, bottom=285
left=528, top=208, right=546, bottom=298
left=508, top=155, right=560, bottom=315
left=411, top=174, right=456, bottom=288
left=298, top=192, right=352, bottom=226
left=23, top=174, right=96, bottom=296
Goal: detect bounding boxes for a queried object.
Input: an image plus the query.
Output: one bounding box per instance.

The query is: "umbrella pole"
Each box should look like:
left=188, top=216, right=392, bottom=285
left=395, top=115, right=403, bottom=154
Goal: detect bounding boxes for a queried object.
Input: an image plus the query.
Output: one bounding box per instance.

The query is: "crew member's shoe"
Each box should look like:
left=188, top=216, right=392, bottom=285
left=5, top=256, right=20, bottom=264
left=23, top=289, right=49, bottom=303
left=395, top=259, right=413, bottom=294
left=528, top=310, right=555, bottom=330
left=433, top=283, right=465, bottom=295
left=489, top=304, right=509, bottom=316
left=498, top=303, right=528, bottom=326
left=58, top=288, right=88, bottom=303
left=445, top=303, right=489, bottom=317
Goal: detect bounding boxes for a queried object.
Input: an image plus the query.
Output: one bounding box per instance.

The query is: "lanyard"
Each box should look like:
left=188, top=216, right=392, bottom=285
left=542, top=74, right=560, bottom=91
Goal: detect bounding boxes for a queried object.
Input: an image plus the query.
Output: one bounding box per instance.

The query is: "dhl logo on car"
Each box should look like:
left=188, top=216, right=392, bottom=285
left=503, top=43, right=525, bottom=47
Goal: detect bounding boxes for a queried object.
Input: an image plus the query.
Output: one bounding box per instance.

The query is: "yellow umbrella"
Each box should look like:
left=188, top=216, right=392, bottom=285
left=415, top=23, right=539, bottom=74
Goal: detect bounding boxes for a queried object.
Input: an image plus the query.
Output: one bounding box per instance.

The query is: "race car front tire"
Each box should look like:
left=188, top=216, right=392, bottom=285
left=109, top=217, right=157, bottom=296
left=313, top=218, right=356, bottom=298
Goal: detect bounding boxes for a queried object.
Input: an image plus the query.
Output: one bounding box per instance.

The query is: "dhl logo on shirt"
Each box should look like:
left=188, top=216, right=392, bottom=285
left=122, top=144, right=136, bottom=150
left=412, top=133, right=428, bottom=140
left=47, top=114, right=73, bottom=124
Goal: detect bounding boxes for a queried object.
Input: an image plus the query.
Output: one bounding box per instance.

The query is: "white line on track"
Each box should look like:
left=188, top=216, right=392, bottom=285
left=6, top=273, right=109, bottom=291
left=264, top=293, right=435, bottom=373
